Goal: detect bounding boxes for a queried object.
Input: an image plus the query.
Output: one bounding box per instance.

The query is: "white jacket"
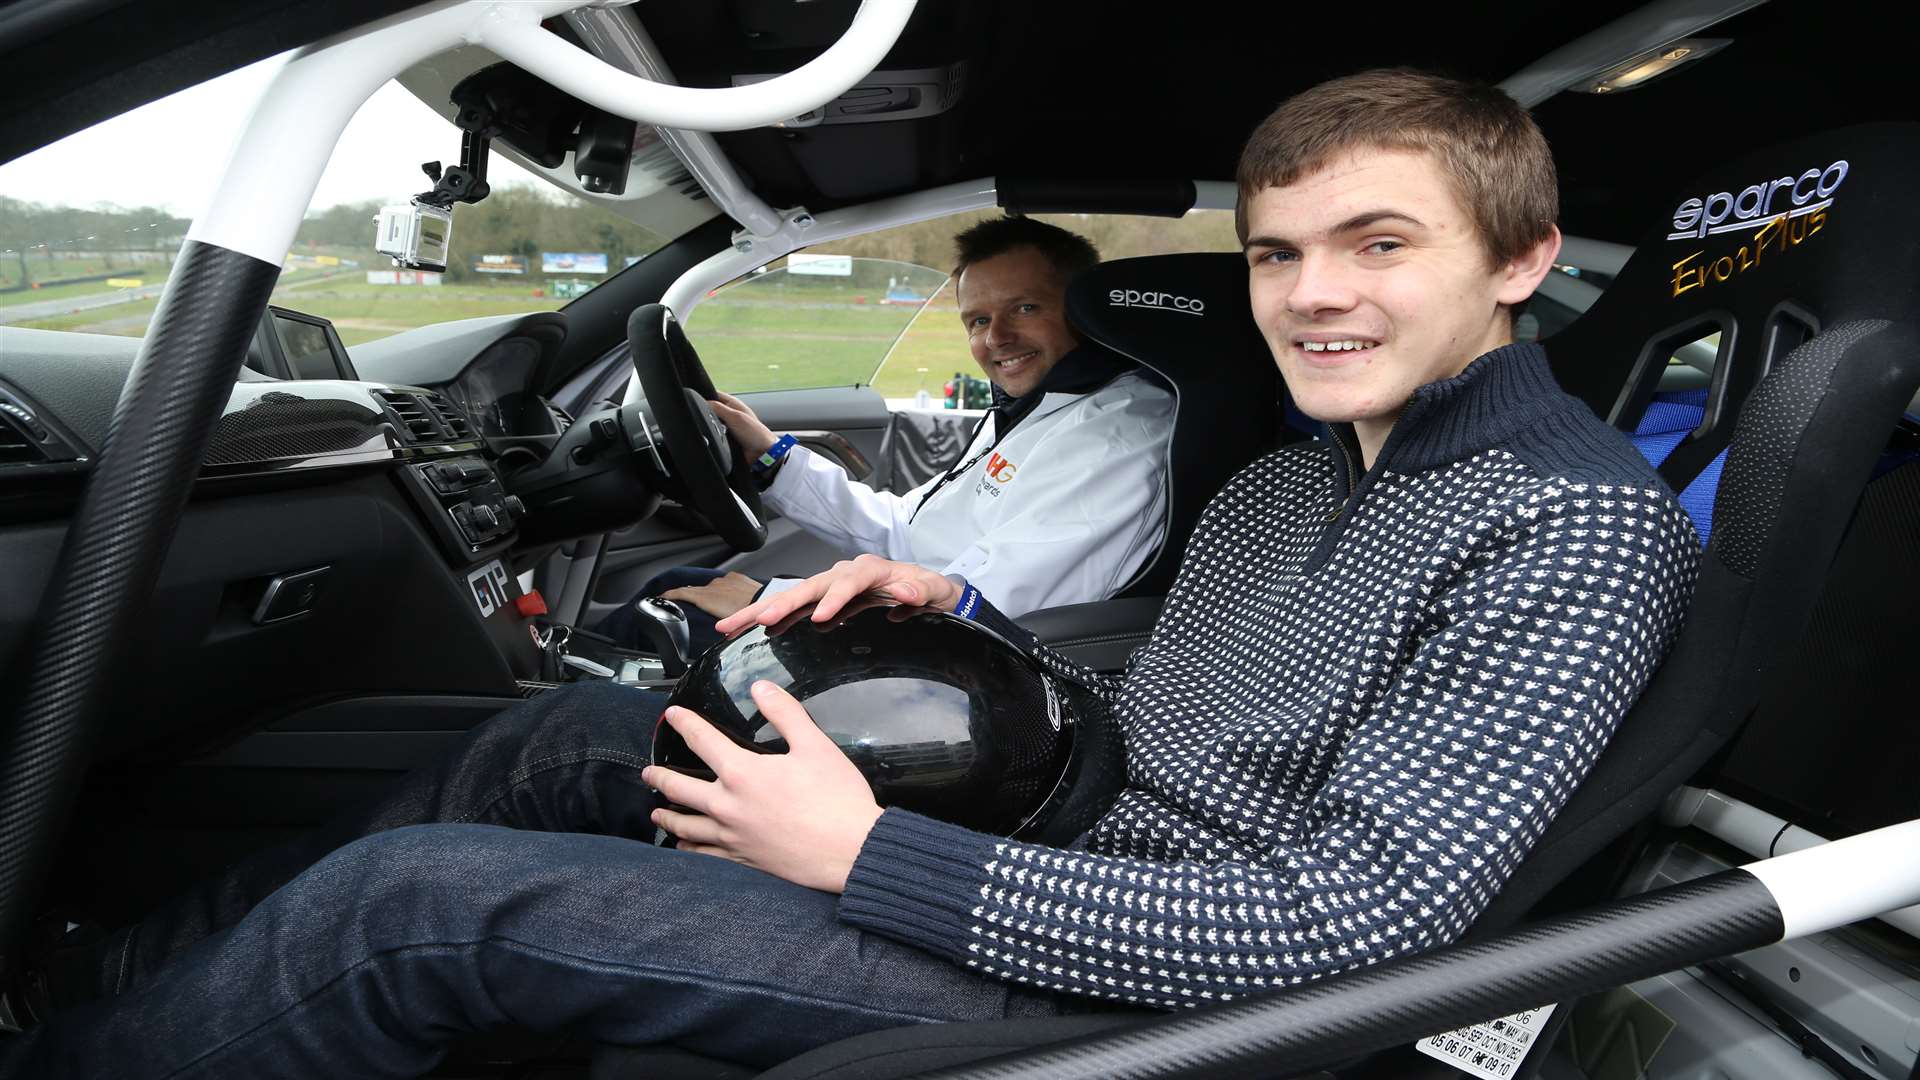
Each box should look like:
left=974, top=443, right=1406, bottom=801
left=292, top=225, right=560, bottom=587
left=760, top=372, right=1174, bottom=617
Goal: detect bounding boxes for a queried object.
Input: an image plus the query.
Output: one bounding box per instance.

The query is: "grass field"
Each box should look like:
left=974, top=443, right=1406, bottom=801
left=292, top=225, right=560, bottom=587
left=6, top=267, right=353, bottom=333
left=871, top=291, right=977, bottom=399
left=10, top=275, right=566, bottom=342
left=283, top=282, right=567, bottom=346
left=10, top=296, right=160, bottom=333
left=0, top=253, right=174, bottom=292
left=689, top=279, right=955, bottom=395
left=8, top=272, right=982, bottom=398
left=686, top=276, right=977, bottom=398
left=0, top=274, right=164, bottom=309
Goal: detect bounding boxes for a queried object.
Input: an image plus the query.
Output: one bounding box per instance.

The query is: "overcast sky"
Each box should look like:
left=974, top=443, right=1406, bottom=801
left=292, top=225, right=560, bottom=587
left=0, top=53, right=543, bottom=220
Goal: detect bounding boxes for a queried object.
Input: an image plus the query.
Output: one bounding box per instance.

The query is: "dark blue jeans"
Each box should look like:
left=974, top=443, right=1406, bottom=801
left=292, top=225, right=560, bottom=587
left=0, top=682, right=1064, bottom=1078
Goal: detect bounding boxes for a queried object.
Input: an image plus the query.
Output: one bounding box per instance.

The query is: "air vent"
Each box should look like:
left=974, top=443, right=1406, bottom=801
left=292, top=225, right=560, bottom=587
left=543, top=397, right=574, bottom=434
left=0, top=394, right=70, bottom=466
left=372, top=389, right=443, bottom=443
left=422, top=392, right=475, bottom=441
left=0, top=413, right=45, bottom=465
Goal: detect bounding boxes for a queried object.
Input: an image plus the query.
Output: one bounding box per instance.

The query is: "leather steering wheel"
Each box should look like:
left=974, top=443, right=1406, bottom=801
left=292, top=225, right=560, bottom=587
left=626, top=303, right=768, bottom=552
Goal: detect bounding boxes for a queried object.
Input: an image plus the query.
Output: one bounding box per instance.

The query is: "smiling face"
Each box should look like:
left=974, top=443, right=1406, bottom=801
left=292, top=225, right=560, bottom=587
left=956, top=246, right=1081, bottom=399
left=1243, top=146, right=1559, bottom=464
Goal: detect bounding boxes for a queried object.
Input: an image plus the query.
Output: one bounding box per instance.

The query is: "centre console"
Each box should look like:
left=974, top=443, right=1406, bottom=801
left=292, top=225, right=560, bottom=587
left=393, top=450, right=689, bottom=692
left=398, top=453, right=525, bottom=563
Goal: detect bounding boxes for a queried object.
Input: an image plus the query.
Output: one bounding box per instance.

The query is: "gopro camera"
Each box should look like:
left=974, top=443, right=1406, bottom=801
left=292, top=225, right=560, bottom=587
left=374, top=200, right=454, bottom=272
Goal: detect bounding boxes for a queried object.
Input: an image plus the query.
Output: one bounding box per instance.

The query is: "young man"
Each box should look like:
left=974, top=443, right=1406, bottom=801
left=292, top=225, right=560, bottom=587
left=599, top=217, right=1175, bottom=654
left=0, top=70, right=1698, bottom=1077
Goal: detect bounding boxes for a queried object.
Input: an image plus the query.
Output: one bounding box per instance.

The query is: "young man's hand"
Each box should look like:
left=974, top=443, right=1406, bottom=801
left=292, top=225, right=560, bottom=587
left=660, top=571, right=762, bottom=619
left=644, top=681, right=883, bottom=893
left=715, top=554, right=963, bottom=634
left=707, top=391, right=778, bottom=458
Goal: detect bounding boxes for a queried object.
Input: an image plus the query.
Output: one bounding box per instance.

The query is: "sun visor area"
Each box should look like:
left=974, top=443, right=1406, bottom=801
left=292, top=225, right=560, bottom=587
left=999, top=179, right=1200, bottom=219
left=677, top=1, right=990, bottom=208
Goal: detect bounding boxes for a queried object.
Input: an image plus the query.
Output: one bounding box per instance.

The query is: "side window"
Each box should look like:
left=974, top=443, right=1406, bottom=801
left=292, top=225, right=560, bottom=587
left=688, top=209, right=1242, bottom=402
left=683, top=258, right=948, bottom=394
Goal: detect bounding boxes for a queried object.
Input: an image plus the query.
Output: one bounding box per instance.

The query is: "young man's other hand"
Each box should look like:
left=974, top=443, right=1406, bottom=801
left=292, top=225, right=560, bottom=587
left=644, top=681, right=884, bottom=893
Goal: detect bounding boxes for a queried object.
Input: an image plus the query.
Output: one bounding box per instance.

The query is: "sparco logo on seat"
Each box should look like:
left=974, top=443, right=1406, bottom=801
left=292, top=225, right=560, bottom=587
left=1108, top=288, right=1205, bottom=315
left=1668, top=158, right=1848, bottom=241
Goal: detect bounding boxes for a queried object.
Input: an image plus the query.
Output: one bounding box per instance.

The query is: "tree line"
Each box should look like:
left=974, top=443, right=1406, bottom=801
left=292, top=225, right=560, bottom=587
left=0, top=197, right=190, bottom=286
left=789, top=209, right=1242, bottom=279
left=296, top=186, right=666, bottom=282
left=2, top=186, right=1236, bottom=289
left=2, top=184, right=668, bottom=286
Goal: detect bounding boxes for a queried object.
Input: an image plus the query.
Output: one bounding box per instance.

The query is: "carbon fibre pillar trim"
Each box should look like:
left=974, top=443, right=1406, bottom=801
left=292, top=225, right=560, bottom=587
left=924, top=870, right=1782, bottom=1080
left=0, top=241, right=280, bottom=975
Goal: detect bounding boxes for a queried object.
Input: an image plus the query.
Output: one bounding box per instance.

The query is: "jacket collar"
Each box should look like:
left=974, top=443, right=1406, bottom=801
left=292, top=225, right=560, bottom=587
left=1325, top=342, right=1575, bottom=477
left=988, top=343, right=1136, bottom=438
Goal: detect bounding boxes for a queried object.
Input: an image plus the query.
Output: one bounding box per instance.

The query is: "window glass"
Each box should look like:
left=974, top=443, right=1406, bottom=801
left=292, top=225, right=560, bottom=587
left=691, top=209, right=1241, bottom=402
left=0, top=66, right=673, bottom=347
left=685, top=259, right=949, bottom=394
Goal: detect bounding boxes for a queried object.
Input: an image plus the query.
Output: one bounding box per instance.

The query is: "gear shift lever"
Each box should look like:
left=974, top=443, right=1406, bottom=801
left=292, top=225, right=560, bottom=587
left=632, top=596, right=692, bottom=677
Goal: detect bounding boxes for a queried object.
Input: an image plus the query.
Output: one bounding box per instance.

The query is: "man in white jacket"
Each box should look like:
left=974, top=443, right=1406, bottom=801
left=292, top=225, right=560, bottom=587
left=619, top=217, right=1174, bottom=650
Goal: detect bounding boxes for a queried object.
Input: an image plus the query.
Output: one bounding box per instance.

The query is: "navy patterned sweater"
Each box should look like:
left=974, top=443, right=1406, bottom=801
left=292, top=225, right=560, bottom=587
left=837, top=343, right=1701, bottom=1008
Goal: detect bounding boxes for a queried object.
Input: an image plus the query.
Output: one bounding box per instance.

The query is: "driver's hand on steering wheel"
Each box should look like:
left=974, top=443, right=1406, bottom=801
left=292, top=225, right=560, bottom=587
left=707, top=392, right=778, bottom=457
left=717, top=554, right=964, bottom=633
left=661, top=571, right=763, bottom=619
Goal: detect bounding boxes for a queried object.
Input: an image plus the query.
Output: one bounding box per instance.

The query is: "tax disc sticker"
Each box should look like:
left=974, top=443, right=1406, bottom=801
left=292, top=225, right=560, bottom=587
left=1413, top=1004, right=1557, bottom=1079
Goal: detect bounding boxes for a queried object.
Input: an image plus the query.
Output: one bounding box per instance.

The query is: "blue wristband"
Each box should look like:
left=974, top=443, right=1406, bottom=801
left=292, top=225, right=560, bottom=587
left=754, top=433, right=797, bottom=473
left=952, top=580, right=983, bottom=620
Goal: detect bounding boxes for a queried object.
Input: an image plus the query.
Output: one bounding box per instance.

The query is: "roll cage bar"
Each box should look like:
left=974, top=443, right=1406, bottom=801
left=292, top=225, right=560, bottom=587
left=188, top=0, right=917, bottom=264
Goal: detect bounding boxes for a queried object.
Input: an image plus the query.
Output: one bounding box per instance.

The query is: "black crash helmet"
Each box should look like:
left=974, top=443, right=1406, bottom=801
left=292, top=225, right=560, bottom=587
left=655, top=600, right=1076, bottom=837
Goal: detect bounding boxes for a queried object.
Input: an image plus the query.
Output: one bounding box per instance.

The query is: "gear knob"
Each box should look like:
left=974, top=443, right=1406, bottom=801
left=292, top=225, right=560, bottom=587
left=633, top=596, right=691, bottom=676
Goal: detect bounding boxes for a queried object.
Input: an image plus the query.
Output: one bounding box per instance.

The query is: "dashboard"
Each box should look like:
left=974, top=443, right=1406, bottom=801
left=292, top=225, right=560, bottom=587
left=1, top=309, right=613, bottom=616
left=351, top=310, right=572, bottom=443
left=0, top=305, right=600, bottom=755
left=0, top=306, right=575, bottom=480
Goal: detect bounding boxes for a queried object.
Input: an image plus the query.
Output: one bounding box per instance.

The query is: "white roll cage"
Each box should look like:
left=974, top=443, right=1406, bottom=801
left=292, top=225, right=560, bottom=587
left=186, top=0, right=917, bottom=265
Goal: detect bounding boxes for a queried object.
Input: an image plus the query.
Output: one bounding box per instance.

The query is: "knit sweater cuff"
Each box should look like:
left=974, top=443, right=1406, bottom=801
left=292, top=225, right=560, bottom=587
left=838, top=808, right=998, bottom=961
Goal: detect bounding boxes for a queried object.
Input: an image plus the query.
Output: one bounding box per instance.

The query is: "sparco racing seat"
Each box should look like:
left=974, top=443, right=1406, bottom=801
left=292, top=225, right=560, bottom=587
left=1019, top=252, right=1289, bottom=671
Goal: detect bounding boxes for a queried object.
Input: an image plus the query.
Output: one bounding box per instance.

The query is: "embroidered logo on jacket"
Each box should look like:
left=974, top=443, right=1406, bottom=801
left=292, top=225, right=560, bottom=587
left=974, top=451, right=1018, bottom=499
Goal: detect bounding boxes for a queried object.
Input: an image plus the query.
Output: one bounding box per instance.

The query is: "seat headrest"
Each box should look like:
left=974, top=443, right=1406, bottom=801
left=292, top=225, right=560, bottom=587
left=1551, top=122, right=1920, bottom=425
left=1064, top=253, right=1262, bottom=382
left=1060, top=252, right=1281, bottom=598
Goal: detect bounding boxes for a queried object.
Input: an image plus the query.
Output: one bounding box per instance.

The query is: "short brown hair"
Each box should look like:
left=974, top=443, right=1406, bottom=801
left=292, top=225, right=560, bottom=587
left=952, top=216, right=1100, bottom=283
left=1234, top=68, right=1557, bottom=268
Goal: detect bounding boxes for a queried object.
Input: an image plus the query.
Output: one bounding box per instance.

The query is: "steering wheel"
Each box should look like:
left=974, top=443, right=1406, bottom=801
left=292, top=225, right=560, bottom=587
left=626, top=303, right=769, bottom=552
